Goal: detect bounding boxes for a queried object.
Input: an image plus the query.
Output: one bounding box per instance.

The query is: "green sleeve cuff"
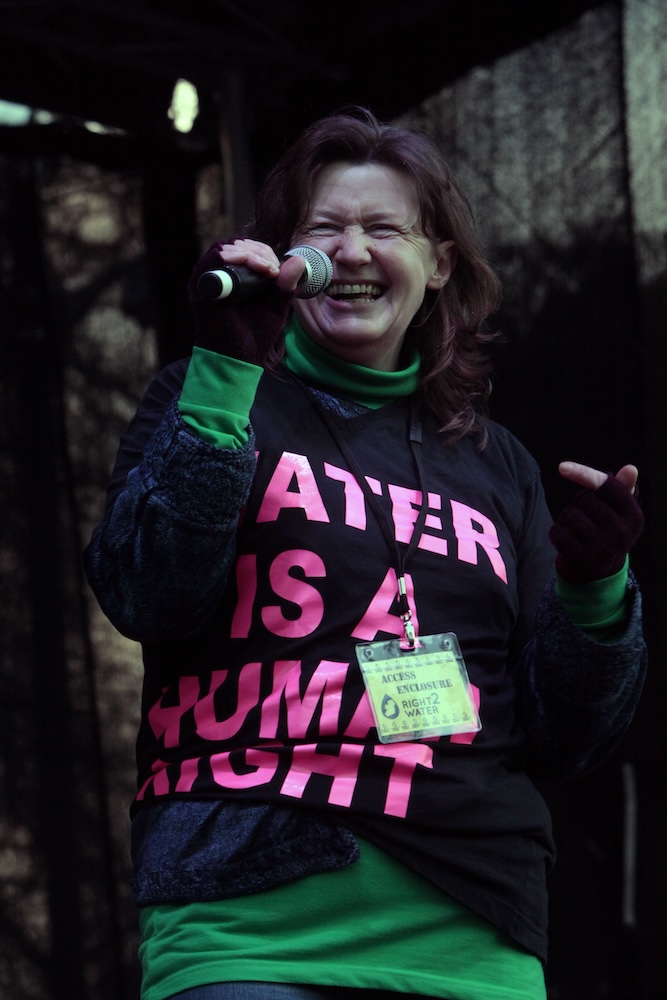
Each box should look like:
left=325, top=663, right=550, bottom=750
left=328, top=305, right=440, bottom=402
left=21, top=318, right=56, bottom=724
left=177, top=346, right=263, bottom=449
left=555, top=557, right=630, bottom=635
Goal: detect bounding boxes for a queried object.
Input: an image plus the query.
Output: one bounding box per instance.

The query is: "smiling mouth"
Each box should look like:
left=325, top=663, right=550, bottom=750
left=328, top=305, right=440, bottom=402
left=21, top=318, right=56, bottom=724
left=326, top=282, right=385, bottom=301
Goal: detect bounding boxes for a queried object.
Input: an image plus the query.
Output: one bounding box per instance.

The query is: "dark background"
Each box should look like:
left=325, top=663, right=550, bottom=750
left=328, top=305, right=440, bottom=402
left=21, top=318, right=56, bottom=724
left=1, top=2, right=665, bottom=998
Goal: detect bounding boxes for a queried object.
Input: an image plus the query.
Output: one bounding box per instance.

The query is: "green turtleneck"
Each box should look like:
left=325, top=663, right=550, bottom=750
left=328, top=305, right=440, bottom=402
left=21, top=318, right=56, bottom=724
left=282, top=314, right=420, bottom=406
left=176, top=319, right=629, bottom=635
left=177, top=312, right=419, bottom=450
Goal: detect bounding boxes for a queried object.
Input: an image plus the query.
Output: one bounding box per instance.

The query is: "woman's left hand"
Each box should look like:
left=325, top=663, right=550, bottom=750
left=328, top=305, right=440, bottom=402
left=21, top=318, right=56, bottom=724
left=558, top=461, right=638, bottom=494
left=549, top=462, right=644, bottom=583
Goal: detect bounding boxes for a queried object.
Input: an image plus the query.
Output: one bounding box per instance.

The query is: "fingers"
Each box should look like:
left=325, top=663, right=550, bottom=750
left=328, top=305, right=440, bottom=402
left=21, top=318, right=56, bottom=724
left=558, top=461, right=639, bottom=494
left=276, top=254, right=308, bottom=292
left=219, top=239, right=307, bottom=293
left=218, top=239, right=282, bottom=277
left=614, top=464, right=639, bottom=494
left=550, top=480, right=643, bottom=582
left=558, top=461, right=607, bottom=491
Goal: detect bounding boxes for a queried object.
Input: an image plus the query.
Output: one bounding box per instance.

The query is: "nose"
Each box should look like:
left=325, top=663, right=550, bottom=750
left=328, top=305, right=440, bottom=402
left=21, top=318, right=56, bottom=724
left=332, top=227, right=372, bottom=267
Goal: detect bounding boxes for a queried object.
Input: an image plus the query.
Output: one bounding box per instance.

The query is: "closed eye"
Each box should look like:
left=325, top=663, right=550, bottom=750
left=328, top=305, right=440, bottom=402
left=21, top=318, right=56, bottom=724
left=305, top=224, right=340, bottom=237
left=367, top=224, right=401, bottom=237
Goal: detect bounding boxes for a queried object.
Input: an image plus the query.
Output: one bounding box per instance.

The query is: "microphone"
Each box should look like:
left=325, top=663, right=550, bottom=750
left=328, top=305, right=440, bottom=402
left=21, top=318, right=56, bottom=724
left=197, top=245, right=333, bottom=301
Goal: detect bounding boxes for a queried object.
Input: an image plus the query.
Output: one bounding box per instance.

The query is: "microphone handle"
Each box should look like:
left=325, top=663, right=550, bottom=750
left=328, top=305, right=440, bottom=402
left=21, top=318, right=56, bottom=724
left=196, top=246, right=331, bottom=300
left=196, top=265, right=266, bottom=301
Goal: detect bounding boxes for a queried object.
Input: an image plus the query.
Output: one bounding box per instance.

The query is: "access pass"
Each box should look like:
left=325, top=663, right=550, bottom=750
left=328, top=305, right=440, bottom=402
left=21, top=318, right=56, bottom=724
left=356, top=632, right=481, bottom=744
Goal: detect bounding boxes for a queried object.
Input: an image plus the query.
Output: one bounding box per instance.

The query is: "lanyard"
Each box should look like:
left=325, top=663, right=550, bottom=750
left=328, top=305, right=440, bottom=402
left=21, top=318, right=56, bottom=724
left=290, top=376, right=430, bottom=647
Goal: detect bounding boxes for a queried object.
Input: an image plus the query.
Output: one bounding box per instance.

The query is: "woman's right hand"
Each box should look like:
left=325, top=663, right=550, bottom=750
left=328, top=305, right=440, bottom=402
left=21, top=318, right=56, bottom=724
left=187, top=238, right=306, bottom=365
left=212, top=238, right=307, bottom=291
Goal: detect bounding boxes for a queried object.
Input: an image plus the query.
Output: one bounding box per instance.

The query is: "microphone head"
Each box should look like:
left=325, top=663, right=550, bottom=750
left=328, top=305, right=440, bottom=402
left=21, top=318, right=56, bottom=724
left=285, top=245, right=333, bottom=298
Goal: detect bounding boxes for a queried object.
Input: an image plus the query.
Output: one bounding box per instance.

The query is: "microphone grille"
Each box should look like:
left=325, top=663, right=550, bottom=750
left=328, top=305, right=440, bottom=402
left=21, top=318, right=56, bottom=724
left=285, top=245, right=333, bottom=298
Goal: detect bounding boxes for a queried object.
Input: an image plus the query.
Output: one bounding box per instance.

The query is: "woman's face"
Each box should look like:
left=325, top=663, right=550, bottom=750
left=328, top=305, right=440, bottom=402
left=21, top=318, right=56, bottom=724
left=291, top=162, right=455, bottom=372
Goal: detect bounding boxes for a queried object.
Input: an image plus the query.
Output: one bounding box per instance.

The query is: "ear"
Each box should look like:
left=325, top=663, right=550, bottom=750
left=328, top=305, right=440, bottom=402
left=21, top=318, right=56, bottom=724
left=426, top=240, right=457, bottom=290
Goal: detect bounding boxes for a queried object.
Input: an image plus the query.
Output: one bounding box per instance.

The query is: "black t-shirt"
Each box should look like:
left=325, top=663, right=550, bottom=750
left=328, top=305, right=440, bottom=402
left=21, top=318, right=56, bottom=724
left=106, top=363, right=556, bottom=956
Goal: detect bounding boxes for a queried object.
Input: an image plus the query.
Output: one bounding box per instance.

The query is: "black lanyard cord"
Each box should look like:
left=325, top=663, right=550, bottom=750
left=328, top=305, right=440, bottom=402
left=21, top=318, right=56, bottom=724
left=289, top=374, right=430, bottom=645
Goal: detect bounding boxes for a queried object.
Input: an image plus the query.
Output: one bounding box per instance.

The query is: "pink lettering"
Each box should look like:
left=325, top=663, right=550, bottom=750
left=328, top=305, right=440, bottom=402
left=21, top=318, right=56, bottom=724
left=280, top=743, right=364, bottom=807
left=450, top=500, right=508, bottom=583
left=135, top=758, right=171, bottom=801
left=230, top=554, right=258, bottom=638
left=256, top=452, right=330, bottom=523
left=148, top=676, right=201, bottom=748
left=352, top=568, right=419, bottom=640
left=389, top=484, right=420, bottom=543
left=421, top=492, right=449, bottom=556
left=194, top=664, right=262, bottom=741
left=260, top=659, right=349, bottom=739
left=262, top=549, right=326, bottom=637
left=324, top=463, right=367, bottom=529
left=175, top=756, right=200, bottom=792
left=373, top=743, right=434, bottom=818
left=388, top=485, right=448, bottom=556
left=343, top=691, right=376, bottom=739
left=210, top=748, right=280, bottom=789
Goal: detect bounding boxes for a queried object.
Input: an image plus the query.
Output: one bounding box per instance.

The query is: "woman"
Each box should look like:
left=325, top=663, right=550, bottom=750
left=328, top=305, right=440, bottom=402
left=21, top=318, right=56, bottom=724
left=85, top=110, right=645, bottom=1000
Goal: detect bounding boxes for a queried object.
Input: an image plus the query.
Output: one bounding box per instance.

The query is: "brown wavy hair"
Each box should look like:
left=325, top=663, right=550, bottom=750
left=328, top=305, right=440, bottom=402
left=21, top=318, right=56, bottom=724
left=247, top=108, right=502, bottom=445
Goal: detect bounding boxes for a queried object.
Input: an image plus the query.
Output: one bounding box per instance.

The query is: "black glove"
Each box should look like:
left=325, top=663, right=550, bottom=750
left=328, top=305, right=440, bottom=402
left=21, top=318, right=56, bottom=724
left=187, top=240, right=293, bottom=366
left=549, top=473, right=644, bottom=583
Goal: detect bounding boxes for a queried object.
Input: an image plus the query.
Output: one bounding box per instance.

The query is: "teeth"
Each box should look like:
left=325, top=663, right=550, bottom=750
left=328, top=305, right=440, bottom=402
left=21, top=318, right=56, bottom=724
left=327, top=282, right=383, bottom=299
